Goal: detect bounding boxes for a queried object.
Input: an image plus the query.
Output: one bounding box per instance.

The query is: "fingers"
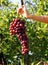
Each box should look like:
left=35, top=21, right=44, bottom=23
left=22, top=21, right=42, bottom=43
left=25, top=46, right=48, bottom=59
left=17, top=8, right=22, bottom=14
left=22, top=5, right=26, bottom=10
left=17, top=5, right=25, bottom=14
left=22, top=5, right=24, bottom=8
left=17, top=8, right=24, bottom=15
left=22, top=5, right=26, bottom=11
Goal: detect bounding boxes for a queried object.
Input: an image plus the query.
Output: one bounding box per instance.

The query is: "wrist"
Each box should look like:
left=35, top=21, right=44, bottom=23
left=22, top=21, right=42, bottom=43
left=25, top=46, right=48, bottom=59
left=27, top=15, right=30, bottom=18
left=26, top=14, right=33, bottom=19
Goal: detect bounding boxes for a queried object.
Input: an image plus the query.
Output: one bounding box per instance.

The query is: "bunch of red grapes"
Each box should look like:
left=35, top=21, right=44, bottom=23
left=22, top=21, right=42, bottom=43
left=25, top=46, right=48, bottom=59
left=9, top=18, right=29, bottom=55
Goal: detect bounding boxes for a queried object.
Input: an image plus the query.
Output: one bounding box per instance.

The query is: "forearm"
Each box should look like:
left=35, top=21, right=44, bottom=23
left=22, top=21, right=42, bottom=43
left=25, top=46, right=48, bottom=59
left=27, top=15, right=48, bottom=23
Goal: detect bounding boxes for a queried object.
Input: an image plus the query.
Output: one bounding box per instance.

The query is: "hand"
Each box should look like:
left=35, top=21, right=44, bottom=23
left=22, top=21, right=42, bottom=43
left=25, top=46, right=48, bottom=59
left=17, top=5, right=29, bottom=18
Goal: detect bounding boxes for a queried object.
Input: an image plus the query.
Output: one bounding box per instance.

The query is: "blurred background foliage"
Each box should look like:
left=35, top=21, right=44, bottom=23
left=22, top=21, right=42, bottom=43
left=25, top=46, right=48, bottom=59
left=0, top=0, right=48, bottom=65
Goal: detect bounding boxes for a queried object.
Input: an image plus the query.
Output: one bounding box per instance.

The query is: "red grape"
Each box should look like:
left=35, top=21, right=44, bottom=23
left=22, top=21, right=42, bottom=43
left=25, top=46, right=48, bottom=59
left=9, top=18, right=29, bottom=55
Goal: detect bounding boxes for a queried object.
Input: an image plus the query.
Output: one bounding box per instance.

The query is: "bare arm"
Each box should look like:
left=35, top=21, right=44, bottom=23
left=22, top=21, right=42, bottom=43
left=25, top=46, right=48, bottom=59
left=17, top=5, right=48, bottom=24
left=27, top=15, right=48, bottom=23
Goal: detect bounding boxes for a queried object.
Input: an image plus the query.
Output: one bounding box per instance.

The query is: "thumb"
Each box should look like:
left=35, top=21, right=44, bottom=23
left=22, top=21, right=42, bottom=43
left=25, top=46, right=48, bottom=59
left=17, top=8, right=22, bottom=14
